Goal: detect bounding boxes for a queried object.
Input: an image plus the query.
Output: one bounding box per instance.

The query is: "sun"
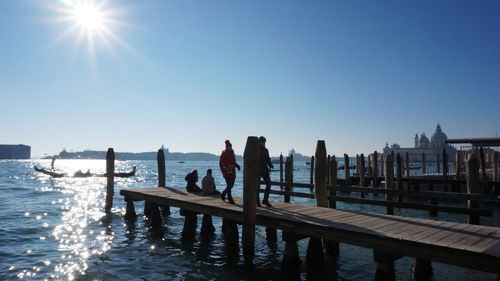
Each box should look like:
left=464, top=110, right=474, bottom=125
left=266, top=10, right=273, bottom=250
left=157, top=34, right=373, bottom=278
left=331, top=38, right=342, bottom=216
left=72, top=2, right=104, bottom=31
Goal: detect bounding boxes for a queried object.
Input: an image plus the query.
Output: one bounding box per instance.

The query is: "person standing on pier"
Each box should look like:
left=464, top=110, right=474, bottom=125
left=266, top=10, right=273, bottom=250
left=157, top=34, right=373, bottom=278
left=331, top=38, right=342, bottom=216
left=259, top=136, right=274, bottom=207
left=219, top=140, right=240, bottom=204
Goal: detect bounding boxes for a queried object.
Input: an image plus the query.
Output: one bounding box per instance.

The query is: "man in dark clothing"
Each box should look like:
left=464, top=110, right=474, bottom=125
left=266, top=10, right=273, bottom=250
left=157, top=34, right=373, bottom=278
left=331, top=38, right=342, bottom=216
left=185, top=170, right=202, bottom=193
left=259, top=136, right=274, bottom=207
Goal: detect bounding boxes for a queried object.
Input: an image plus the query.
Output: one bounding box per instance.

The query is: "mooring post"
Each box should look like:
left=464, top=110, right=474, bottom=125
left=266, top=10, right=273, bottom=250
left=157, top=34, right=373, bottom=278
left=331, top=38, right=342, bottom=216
left=456, top=151, right=461, bottom=180
left=356, top=154, right=360, bottom=176
left=380, top=155, right=385, bottom=177
left=200, top=214, right=216, bottom=238
left=222, top=218, right=239, bottom=256
left=442, top=148, right=448, bottom=192
left=385, top=154, right=394, bottom=215
left=157, top=149, right=170, bottom=216
left=307, top=141, right=326, bottom=267
left=494, top=151, right=498, bottom=182
left=360, top=154, right=366, bottom=198
left=344, top=153, right=351, bottom=188
left=367, top=155, right=372, bottom=177
left=325, top=154, right=339, bottom=256
left=373, top=151, right=379, bottom=189
left=105, top=148, right=115, bottom=213
left=284, top=155, right=293, bottom=203
left=411, top=258, right=433, bottom=281
left=243, top=136, right=259, bottom=267
left=466, top=153, right=480, bottom=225
left=422, top=153, right=426, bottom=175
left=479, top=147, right=487, bottom=184
left=280, top=153, right=284, bottom=191
left=150, top=204, right=163, bottom=229
left=405, top=152, right=410, bottom=179
left=396, top=153, right=403, bottom=202
left=373, top=250, right=396, bottom=281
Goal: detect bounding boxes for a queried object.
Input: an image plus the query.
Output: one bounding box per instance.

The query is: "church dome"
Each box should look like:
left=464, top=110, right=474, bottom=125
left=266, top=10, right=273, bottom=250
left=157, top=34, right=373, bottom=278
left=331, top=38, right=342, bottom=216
left=430, top=124, right=447, bottom=147
left=419, top=132, right=429, bottom=148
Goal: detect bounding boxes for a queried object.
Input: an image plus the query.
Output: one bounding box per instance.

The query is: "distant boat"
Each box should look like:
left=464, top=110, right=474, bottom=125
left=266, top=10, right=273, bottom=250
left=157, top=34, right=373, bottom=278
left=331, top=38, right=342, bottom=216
left=305, top=161, right=311, bottom=166
left=34, top=166, right=136, bottom=178
left=178, top=161, right=185, bottom=163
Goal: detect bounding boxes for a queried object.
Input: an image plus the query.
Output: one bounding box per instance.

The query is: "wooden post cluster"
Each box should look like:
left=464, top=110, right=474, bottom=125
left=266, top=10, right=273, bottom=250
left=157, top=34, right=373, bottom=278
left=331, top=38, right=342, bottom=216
left=307, top=140, right=327, bottom=267
left=466, top=153, right=480, bottom=225
left=243, top=136, right=259, bottom=267
left=105, top=148, right=115, bottom=213
left=360, top=154, right=366, bottom=198
left=385, top=154, right=394, bottom=215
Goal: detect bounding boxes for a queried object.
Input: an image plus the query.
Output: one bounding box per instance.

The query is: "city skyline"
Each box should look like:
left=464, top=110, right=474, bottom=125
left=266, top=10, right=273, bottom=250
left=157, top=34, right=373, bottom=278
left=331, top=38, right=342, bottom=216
left=1, top=0, right=499, bottom=158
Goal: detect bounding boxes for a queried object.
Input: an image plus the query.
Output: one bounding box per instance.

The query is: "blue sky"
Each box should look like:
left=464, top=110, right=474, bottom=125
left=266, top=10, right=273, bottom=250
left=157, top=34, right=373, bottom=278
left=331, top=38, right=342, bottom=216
left=1, top=0, right=499, bottom=158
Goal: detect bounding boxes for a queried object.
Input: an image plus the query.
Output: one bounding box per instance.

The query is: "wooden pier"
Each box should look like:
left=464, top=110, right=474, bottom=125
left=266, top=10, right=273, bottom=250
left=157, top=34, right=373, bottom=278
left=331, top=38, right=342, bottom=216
left=120, top=186, right=500, bottom=275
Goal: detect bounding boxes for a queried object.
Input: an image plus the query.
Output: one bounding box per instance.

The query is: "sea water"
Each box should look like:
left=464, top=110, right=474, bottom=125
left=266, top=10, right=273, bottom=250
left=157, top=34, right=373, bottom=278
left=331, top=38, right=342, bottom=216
left=0, top=159, right=498, bottom=280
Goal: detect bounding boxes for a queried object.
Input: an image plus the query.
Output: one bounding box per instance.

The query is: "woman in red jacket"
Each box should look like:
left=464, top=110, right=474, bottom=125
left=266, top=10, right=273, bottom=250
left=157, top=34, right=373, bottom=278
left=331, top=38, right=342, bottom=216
left=219, top=140, right=240, bottom=204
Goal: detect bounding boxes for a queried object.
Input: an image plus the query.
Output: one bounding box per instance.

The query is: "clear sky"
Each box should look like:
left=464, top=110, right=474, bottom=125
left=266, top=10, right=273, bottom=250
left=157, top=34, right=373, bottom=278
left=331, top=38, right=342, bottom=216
left=1, top=0, right=499, bottom=158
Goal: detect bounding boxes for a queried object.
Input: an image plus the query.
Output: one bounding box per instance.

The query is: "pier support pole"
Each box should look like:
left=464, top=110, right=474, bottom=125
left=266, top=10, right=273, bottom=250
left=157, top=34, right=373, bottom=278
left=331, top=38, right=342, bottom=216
left=385, top=154, right=394, bottom=215
left=373, top=250, right=395, bottom=281
left=307, top=141, right=326, bottom=267
left=200, top=214, right=215, bottom=238
left=105, top=148, right=115, bottom=213
left=157, top=149, right=170, bottom=216
left=222, top=219, right=239, bottom=256
left=396, top=153, right=403, bottom=202
left=281, top=232, right=301, bottom=273
left=150, top=204, right=163, bottom=229
left=243, top=136, right=259, bottom=267
left=411, top=258, right=433, bottom=281
left=181, top=211, right=197, bottom=241
left=359, top=154, right=366, bottom=199
left=467, top=153, right=480, bottom=225
left=373, top=151, right=379, bottom=189
left=124, top=197, right=137, bottom=221
left=325, top=154, right=339, bottom=256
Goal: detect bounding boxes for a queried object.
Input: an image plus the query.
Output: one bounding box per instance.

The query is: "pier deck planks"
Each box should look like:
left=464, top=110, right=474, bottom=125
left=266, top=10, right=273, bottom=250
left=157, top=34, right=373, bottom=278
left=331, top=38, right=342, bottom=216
left=120, top=186, right=500, bottom=274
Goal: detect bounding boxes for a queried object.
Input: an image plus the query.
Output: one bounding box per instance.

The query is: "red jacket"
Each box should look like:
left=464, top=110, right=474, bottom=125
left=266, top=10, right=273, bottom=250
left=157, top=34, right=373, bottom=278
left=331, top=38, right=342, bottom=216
left=219, top=149, right=240, bottom=178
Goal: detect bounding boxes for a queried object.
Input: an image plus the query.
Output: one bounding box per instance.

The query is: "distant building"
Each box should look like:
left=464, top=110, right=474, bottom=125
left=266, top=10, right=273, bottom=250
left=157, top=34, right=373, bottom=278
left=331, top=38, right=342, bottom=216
left=382, top=124, right=456, bottom=162
left=0, top=144, right=31, bottom=159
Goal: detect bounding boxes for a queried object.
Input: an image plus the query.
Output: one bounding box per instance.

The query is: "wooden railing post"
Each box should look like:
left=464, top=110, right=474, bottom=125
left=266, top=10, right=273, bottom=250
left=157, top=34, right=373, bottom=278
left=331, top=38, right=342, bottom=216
left=360, top=154, right=366, bottom=198
left=385, top=154, right=394, bottom=215
left=285, top=155, right=293, bottom=203
left=243, top=136, right=259, bottom=267
left=105, top=148, right=115, bottom=213
left=157, top=149, right=170, bottom=216
left=396, top=153, right=403, bottom=202
left=344, top=153, right=351, bottom=189
left=307, top=140, right=326, bottom=266
left=373, top=151, right=379, bottom=189
left=466, top=153, right=480, bottom=225
left=280, top=153, right=284, bottom=191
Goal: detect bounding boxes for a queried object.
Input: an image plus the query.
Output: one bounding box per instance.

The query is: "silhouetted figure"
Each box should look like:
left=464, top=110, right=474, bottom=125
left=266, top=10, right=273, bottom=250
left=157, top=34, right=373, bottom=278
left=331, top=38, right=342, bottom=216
left=185, top=170, right=201, bottom=193
left=51, top=158, right=56, bottom=171
left=259, top=136, right=274, bottom=207
left=202, top=169, right=220, bottom=195
left=219, top=140, right=240, bottom=204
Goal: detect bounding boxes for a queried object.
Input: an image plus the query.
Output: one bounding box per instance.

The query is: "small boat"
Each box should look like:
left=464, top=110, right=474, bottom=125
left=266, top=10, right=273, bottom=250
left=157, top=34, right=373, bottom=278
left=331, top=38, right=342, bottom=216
left=178, top=161, right=185, bottom=164
left=34, top=166, right=136, bottom=178
left=305, top=161, right=311, bottom=166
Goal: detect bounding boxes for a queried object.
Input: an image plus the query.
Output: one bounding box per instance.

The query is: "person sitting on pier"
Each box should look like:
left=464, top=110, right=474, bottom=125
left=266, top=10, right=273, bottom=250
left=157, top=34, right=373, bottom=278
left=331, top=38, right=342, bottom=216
left=185, top=170, right=202, bottom=193
left=202, top=169, right=220, bottom=195
left=259, top=136, right=274, bottom=207
left=73, top=169, right=91, bottom=177
left=219, top=140, right=240, bottom=204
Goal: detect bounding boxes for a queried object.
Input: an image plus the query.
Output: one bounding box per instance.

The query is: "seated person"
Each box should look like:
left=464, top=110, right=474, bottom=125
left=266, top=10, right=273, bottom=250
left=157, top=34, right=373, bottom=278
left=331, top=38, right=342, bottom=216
left=185, top=170, right=201, bottom=193
left=202, top=169, right=220, bottom=195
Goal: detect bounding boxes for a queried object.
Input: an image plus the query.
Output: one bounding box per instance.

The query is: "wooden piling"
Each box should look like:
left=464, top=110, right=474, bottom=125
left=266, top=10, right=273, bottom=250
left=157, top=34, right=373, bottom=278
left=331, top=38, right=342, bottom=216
left=456, top=151, right=461, bottom=180
left=150, top=204, right=163, bottom=229
left=411, top=258, right=433, bottom=281
left=442, top=148, right=448, bottom=192
left=494, top=151, right=498, bottom=182
left=285, top=155, right=293, bottom=203
left=105, top=148, right=115, bottom=213
left=367, top=155, right=372, bottom=177
left=422, top=153, right=426, bottom=175
left=396, top=153, right=403, bottom=202
left=466, top=153, right=480, bottom=225
left=360, top=154, right=366, bottom=198
left=356, top=154, right=360, bottom=176
left=385, top=154, right=394, bottom=215
left=222, top=219, right=239, bottom=256
left=479, top=147, right=487, bottom=181
left=344, top=153, right=351, bottom=187
left=124, top=197, right=137, bottom=221
left=307, top=140, right=326, bottom=266
left=325, top=154, right=339, bottom=256
left=373, top=151, right=379, bottom=188
left=373, top=250, right=396, bottom=281
left=200, top=214, right=215, bottom=238
left=380, top=154, right=385, bottom=177
left=157, top=149, right=170, bottom=216
left=243, top=136, right=259, bottom=267
left=281, top=232, right=301, bottom=273
left=280, top=153, right=284, bottom=191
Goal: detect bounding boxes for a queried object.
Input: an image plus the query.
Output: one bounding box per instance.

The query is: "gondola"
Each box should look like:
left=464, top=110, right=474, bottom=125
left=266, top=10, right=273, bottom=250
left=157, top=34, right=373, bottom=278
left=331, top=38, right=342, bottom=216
left=34, top=166, right=136, bottom=178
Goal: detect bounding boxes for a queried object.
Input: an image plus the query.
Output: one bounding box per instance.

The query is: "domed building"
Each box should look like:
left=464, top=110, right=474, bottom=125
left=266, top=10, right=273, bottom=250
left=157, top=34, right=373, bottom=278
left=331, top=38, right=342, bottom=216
left=382, top=123, right=456, bottom=162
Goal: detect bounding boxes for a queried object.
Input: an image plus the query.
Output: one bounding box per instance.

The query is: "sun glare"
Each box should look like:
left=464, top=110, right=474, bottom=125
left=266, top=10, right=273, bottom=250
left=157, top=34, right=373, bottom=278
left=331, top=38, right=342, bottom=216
left=72, top=3, right=104, bottom=31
